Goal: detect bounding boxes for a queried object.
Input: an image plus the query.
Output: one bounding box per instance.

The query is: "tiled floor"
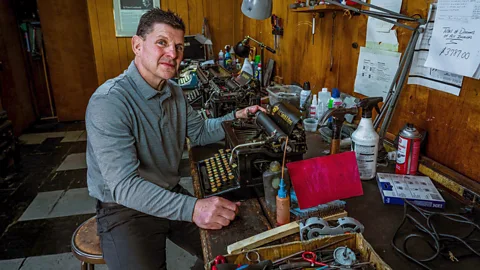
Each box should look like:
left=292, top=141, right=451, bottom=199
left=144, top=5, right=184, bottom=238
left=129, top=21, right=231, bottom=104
left=0, top=121, right=197, bottom=269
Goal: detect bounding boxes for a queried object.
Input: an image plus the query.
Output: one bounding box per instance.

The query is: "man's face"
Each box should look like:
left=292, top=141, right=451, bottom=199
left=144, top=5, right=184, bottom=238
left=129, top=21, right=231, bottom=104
left=133, top=23, right=184, bottom=82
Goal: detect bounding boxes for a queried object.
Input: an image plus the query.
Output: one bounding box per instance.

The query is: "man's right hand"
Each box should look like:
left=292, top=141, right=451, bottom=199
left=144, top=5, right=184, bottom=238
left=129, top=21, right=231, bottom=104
left=192, top=196, right=240, bottom=230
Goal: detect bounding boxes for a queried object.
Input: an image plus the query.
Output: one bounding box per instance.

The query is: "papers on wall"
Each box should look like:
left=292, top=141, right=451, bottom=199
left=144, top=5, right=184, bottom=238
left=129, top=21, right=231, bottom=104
left=424, top=0, right=480, bottom=78
left=366, top=0, right=403, bottom=52
left=368, top=0, right=404, bottom=32
left=366, top=28, right=399, bottom=52
left=354, top=47, right=401, bottom=99
left=113, top=0, right=161, bottom=37
left=408, top=4, right=464, bottom=96
left=409, top=51, right=463, bottom=95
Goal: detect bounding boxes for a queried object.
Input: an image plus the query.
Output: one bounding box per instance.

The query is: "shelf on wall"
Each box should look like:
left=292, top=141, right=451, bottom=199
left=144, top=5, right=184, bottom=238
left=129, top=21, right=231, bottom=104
left=290, top=4, right=345, bottom=13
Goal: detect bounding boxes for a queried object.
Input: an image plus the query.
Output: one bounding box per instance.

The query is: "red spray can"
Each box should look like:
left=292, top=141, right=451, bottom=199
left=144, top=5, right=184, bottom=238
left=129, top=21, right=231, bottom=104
left=396, top=124, right=422, bottom=175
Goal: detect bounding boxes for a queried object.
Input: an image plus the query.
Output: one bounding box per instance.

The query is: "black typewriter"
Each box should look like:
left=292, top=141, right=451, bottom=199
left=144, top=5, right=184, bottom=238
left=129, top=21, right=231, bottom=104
left=197, top=102, right=307, bottom=200
left=197, top=64, right=260, bottom=118
left=197, top=149, right=243, bottom=199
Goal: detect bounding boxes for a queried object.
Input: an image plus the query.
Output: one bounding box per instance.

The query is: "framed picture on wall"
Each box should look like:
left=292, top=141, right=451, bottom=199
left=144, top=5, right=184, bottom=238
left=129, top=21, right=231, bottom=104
left=113, top=0, right=160, bottom=37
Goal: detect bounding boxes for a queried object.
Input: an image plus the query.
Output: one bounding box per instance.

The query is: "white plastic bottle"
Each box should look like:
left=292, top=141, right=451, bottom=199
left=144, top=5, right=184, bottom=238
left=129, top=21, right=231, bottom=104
left=218, top=50, right=224, bottom=67
left=310, top=94, right=318, bottom=119
left=328, top=88, right=343, bottom=109
left=351, top=97, right=383, bottom=180
left=317, top=87, right=331, bottom=119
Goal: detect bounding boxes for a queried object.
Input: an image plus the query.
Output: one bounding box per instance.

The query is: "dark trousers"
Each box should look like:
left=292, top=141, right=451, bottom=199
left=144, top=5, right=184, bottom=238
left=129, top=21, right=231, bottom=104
left=95, top=186, right=204, bottom=270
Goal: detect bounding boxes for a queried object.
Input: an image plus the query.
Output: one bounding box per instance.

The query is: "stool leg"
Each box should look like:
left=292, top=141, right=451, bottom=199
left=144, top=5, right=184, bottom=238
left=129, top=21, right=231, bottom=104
left=81, top=261, right=87, bottom=270
left=88, top=264, right=95, bottom=270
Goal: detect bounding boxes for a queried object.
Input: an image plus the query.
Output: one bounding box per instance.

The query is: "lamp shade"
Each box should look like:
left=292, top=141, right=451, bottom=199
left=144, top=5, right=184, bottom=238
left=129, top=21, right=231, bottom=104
left=234, top=40, right=250, bottom=58
left=241, top=0, right=272, bottom=20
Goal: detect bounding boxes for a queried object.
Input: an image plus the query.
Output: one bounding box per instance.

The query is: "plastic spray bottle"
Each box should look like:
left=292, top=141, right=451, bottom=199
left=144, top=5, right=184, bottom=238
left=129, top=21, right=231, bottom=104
left=276, top=178, right=290, bottom=225
left=351, top=97, right=384, bottom=180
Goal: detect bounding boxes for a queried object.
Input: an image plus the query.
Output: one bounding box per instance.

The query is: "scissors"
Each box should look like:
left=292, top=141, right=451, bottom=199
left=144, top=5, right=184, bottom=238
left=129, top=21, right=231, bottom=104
left=211, top=255, right=226, bottom=270
left=302, top=251, right=328, bottom=267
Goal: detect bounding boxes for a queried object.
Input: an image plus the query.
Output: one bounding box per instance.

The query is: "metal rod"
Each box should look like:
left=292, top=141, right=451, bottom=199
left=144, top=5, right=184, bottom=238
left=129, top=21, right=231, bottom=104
left=348, top=0, right=419, bottom=21
left=323, top=0, right=421, bottom=30
left=374, top=26, right=417, bottom=129
left=245, top=36, right=266, bottom=49
left=379, top=28, right=421, bottom=138
left=229, top=141, right=266, bottom=164
left=360, top=12, right=415, bottom=31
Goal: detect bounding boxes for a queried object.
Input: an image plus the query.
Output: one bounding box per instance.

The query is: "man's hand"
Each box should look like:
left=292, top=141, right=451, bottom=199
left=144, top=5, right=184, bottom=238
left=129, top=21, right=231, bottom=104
left=235, top=105, right=266, bottom=119
left=192, top=196, right=241, bottom=230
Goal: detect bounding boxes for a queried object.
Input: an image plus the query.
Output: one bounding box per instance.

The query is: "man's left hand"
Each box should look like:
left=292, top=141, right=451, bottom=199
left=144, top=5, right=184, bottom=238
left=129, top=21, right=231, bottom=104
left=235, top=105, right=266, bottom=119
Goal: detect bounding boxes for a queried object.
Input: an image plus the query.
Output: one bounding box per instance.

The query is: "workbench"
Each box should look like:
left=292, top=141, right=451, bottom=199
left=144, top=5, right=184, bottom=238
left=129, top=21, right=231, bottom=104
left=189, top=133, right=480, bottom=270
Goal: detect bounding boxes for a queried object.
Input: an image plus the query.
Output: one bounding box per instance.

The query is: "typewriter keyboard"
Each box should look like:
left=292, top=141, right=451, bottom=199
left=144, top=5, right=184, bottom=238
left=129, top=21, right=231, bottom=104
left=198, top=149, right=239, bottom=197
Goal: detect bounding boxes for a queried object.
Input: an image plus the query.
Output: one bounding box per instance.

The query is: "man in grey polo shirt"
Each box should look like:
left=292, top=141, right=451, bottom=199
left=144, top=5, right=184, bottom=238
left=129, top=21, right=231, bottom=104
left=85, top=9, right=264, bottom=270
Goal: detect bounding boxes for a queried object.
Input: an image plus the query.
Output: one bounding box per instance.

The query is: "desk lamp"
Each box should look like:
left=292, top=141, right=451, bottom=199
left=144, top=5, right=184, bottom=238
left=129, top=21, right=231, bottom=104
left=234, top=36, right=276, bottom=87
left=241, top=0, right=272, bottom=20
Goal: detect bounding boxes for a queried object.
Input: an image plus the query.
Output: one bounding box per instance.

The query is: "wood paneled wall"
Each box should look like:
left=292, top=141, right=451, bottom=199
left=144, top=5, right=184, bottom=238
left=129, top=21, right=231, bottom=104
left=87, top=0, right=241, bottom=85
left=37, top=0, right=97, bottom=121
left=86, top=0, right=480, bottom=183
left=238, top=0, right=480, bottom=183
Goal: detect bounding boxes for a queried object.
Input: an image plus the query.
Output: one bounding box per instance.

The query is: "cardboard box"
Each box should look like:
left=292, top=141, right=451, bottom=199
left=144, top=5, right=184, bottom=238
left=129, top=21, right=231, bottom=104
left=206, top=234, right=391, bottom=270
left=377, top=173, right=445, bottom=209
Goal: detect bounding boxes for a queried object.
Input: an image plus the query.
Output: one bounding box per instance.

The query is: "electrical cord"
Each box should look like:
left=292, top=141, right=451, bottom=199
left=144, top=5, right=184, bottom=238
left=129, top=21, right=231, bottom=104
left=391, top=199, right=480, bottom=269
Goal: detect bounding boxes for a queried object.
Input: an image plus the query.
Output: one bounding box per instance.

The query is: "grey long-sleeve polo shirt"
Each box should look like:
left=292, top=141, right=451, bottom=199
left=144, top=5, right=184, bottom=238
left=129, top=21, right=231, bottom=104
left=85, top=61, right=234, bottom=222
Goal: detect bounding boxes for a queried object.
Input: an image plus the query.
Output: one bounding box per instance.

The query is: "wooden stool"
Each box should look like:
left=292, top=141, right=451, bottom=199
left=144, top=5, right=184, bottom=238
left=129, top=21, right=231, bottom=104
left=71, top=216, right=106, bottom=270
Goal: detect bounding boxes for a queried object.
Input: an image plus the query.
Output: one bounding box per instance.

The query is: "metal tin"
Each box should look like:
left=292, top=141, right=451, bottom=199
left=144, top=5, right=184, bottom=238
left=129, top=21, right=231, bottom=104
left=396, top=124, right=422, bottom=175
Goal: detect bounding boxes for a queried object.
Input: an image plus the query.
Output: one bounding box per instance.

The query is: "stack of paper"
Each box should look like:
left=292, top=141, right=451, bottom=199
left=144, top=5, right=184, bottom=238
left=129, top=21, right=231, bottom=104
left=355, top=0, right=403, bottom=98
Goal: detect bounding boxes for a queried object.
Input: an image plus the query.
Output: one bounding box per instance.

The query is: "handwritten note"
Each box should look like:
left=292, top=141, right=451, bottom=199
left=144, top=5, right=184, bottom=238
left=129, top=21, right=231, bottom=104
left=424, top=0, right=480, bottom=78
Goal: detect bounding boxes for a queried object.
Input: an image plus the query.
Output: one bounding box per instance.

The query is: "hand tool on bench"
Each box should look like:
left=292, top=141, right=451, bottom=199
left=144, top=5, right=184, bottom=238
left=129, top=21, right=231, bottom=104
left=227, top=211, right=348, bottom=254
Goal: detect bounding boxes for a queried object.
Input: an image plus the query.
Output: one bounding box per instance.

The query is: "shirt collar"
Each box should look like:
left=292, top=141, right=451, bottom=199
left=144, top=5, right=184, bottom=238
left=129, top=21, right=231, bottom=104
left=126, top=61, right=171, bottom=100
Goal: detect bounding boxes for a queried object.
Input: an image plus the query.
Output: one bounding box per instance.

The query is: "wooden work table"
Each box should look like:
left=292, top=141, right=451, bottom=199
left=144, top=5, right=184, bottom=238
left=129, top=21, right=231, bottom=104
left=188, top=133, right=480, bottom=270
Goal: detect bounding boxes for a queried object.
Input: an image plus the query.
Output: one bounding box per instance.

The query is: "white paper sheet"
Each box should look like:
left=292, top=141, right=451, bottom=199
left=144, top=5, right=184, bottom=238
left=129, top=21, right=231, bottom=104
left=409, top=51, right=463, bottom=95
left=113, top=0, right=161, bottom=37
left=354, top=47, right=401, bottom=99
left=366, top=27, right=399, bottom=52
left=408, top=4, right=464, bottom=96
left=366, top=0, right=403, bottom=51
left=424, top=0, right=480, bottom=78
left=368, top=0, right=404, bottom=32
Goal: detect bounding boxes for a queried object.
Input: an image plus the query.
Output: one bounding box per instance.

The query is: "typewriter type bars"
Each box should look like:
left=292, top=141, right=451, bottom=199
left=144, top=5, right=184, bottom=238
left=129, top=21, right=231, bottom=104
left=198, top=149, right=240, bottom=197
